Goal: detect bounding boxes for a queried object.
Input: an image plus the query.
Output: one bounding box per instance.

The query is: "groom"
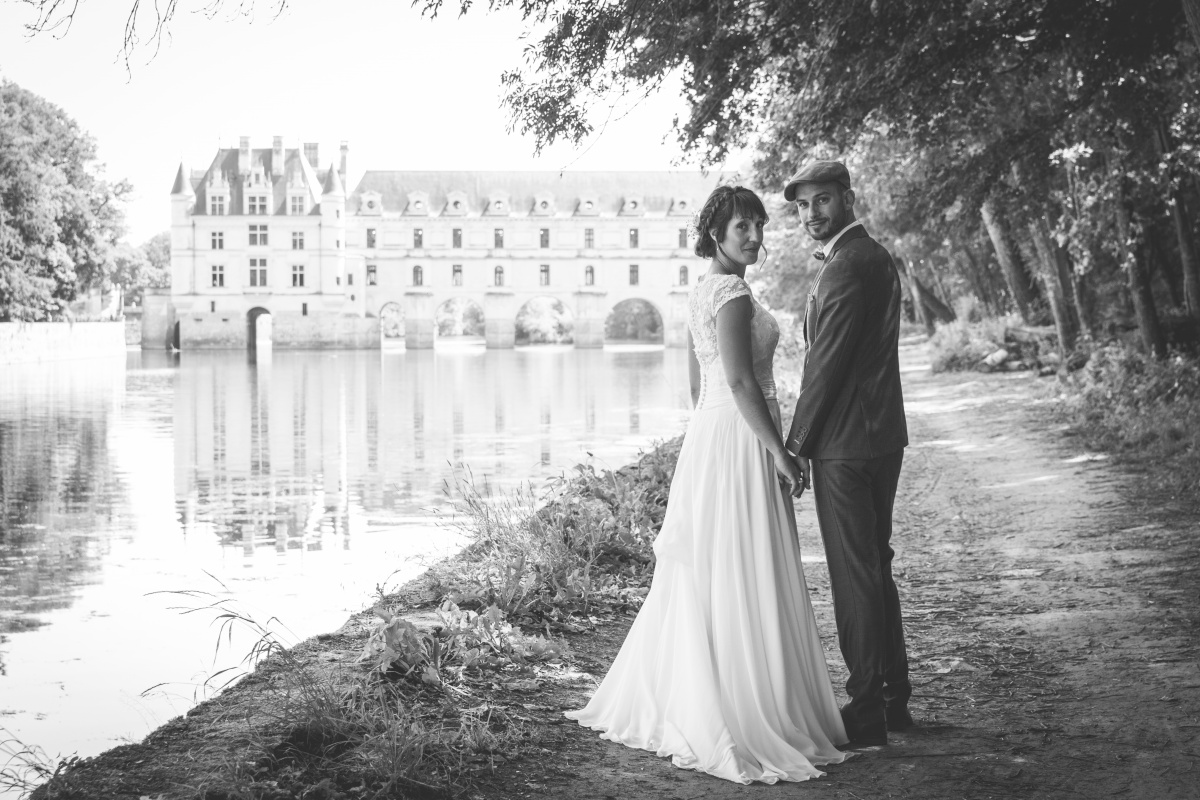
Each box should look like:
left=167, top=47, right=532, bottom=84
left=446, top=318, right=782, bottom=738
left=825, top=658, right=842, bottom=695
left=783, top=161, right=912, bottom=747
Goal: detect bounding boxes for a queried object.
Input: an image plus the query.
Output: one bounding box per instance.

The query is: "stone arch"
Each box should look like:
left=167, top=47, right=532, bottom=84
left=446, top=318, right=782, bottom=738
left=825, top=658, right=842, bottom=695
left=247, top=306, right=272, bottom=353
left=605, top=298, right=664, bottom=344
left=515, top=295, right=575, bottom=345
left=379, top=301, right=404, bottom=342
left=435, top=297, right=485, bottom=339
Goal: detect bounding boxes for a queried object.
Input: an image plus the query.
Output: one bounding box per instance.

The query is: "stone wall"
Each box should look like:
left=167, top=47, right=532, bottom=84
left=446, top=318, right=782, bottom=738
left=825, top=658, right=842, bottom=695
left=178, top=310, right=379, bottom=349
left=0, top=321, right=128, bottom=364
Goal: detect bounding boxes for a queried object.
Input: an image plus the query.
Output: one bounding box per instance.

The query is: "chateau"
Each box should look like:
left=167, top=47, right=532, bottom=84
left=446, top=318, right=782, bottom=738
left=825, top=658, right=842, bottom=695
left=147, top=137, right=723, bottom=350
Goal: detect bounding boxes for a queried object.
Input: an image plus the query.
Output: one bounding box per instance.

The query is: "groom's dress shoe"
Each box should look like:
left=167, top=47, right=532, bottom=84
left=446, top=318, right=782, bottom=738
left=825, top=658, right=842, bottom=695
left=886, top=703, right=915, bottom=732
left=839, top=707, right=887, bottom=748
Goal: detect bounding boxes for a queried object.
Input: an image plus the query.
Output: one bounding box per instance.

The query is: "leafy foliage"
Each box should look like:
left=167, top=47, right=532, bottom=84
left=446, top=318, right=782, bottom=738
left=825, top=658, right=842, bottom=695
left=0, top=79, right=130, bottom=321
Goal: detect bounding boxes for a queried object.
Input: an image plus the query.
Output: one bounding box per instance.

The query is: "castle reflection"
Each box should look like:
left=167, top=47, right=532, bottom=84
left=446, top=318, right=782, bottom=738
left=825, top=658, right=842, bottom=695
left=173, top=347, right=691, bottom=558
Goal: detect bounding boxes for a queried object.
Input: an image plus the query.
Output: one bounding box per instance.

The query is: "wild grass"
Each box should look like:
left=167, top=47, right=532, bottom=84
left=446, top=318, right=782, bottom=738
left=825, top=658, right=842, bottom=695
left=1054, top=344, right=1200, bottom=479
left=29, top=442, right=685, bottom=799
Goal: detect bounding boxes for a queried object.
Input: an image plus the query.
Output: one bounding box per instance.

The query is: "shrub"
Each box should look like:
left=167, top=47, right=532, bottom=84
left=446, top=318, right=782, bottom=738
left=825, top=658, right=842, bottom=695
left=928, top=314, right=1020, bottom=373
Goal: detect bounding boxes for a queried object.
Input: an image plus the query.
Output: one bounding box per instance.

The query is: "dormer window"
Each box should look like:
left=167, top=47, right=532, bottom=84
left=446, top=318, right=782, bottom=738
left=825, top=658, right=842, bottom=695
left=444, top=191, right=469, bottom=216
left=533, top=193, right=555, bottom=216
left=486, top=194, right=511, bottom=216
left=289, top=195, right=306, bottom=215
left=576, top=195, right=600, bottom=216
left=359, top=191, right=383, bottom=216
left=620, top=196, right=645, bottom=216
left=405, top=191, right=430, bottom=216
left=669, top=197, right=693, bottom=216
left=210, top=195, right=226, bottom=216
left=249, top=195, right=268, bottom=215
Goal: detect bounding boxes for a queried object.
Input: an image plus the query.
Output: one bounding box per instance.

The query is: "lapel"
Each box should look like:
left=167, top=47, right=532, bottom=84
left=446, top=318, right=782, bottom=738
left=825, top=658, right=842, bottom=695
left=803, top=225, right=871, bottom=353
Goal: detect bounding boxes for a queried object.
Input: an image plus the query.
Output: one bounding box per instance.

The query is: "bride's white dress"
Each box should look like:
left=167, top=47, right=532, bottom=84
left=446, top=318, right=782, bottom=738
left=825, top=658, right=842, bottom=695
left=565, top=273, right=849, bottom=784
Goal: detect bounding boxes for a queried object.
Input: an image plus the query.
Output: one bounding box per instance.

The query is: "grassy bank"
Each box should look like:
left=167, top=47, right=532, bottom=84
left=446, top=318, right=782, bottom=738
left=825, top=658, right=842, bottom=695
left=18, top=440, right=684, bottom=800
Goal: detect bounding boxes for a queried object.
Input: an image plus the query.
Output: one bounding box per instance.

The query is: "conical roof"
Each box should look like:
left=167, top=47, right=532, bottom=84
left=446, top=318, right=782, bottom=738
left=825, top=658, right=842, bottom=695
left=322, top=166, right=345, bottom=197
left=170, top=161, right=194, bottom=196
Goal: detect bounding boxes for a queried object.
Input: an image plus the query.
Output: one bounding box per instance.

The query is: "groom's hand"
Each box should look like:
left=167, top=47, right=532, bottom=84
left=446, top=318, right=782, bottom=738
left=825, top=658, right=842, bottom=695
left=791, top=453, right=812, bottom=493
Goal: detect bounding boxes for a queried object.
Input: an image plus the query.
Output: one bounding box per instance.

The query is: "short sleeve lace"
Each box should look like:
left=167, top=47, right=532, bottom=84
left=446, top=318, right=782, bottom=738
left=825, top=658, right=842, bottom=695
left=708, top=274, right=751, bottom=317
left=688, top=272, right=780, bottom=402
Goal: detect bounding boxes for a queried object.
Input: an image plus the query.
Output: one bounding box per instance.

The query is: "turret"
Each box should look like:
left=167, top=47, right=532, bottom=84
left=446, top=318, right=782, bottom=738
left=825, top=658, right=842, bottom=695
left=170, top=161, right=194, bottom=225
left=238, top=135, right=251, bottom=177
left=321, top=166, right=346, bottom=294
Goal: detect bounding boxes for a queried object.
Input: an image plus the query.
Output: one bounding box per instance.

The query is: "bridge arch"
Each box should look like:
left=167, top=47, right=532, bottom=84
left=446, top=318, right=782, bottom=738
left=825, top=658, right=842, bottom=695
left=247, top=306, right=272, bottom=353
left=515, top=295, right=575, bottom=345
left=378, top=301, right=404, bottom=344
left=604, top=297, right=664, bottom=344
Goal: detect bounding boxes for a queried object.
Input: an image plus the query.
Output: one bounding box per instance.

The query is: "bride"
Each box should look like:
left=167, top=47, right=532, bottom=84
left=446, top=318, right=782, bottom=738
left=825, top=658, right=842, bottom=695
left=565, top=185, right=849, bottom=783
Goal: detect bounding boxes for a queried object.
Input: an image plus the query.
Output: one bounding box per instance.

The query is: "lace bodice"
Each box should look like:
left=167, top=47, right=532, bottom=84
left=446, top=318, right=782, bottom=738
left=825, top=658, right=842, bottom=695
left=688, top=273, right=780, bottom=404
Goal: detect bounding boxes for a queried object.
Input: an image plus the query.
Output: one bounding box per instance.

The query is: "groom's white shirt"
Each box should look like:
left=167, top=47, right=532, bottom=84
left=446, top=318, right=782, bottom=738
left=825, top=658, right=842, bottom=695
left=821, top=219, right=866, bottom=259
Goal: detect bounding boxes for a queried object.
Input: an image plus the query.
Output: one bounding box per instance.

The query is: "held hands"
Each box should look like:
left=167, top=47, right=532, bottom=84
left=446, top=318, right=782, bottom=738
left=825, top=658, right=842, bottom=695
left=774, top=451, right=809, bottom=498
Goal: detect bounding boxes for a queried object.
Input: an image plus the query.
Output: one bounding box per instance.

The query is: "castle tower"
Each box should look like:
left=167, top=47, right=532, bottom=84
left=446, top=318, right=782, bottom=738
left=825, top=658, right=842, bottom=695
left=321, top=165, right=347, bottom=298
left=169, top=161, right=195, bottom=293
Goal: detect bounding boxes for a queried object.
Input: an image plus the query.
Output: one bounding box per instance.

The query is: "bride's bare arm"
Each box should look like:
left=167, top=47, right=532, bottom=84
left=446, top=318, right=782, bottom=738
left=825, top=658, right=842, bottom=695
left=687, top=330, right=701, bottom=407
left=715, top=296, right=805, bottom=496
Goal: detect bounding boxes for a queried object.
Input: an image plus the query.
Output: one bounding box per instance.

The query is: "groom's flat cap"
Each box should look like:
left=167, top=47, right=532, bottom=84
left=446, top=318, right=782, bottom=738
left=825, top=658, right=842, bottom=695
left=783, top=161, right=851, bottom=201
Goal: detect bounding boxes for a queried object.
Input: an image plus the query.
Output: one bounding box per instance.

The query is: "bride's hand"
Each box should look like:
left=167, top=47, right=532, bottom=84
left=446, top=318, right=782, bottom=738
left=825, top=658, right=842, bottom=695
left=775, top=452, right=807, bottom=499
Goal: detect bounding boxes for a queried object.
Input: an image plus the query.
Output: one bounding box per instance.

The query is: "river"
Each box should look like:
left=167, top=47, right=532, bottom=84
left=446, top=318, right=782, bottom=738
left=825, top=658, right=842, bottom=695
left=0, top=344, right=691, bottom=786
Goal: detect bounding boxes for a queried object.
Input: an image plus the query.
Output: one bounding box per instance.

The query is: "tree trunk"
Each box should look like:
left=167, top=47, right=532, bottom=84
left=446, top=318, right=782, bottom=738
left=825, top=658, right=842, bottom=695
left=894, top=256, right=951, bottom=330
left=1028, top=215, right=1079, bottom=354
left=895, top=256, right=934, bottom=335
left=1185, top=0, right=1200, bottom=53
left=980, top=196, right=1037, bottom=321
left=1114, top=179, right=1167, bottom=359
left=1154, top=120, right=1200, bottom=318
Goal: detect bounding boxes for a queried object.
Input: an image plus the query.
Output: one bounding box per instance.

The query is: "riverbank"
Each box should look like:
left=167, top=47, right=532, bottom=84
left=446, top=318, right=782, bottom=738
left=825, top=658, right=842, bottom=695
left=21, top=338, right=1200, bottom=799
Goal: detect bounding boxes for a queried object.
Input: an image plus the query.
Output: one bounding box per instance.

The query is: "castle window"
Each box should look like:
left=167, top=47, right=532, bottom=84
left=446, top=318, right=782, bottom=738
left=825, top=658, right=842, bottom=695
left=413, top=228, right=423, bottom=249
left=290, top=196, right=305, bottom=215
left=413, top=265, right=424, bottom=286
left=292, top=231, right=304, bottom=250
left=367, top=264, right=377, bottom=286
left=540, top=228, right=550, bottom=248
left=211, top=264, right=224, bottom=287
left=211, top=232, right=224, bottom=250
left=629, top=264, right=639, bottom=286
left=249, top=195, right=268, bottom=215
left=540, top=264, right=550, bottom=286
left=249, top=224, right=268, bottom=246
left=249, top=258, right=267, bottom=287
left=210, top=195, right=225, bottom=216
left=584, top=228, right=595, bottom=249
left=453, top=228, right=463, bottom=248
left=452, top=264, right=463, bottom=286
left=494, top=228, right=504, bottom=249
left=679, top=265, right=689, bottom=286
left=679, top=228, right=688, bottom=248
left=348, top=272, right=354, bottom=286
left=302, top=302, right=308, bottom=316
left=629, top=228, right=639, bottom=248
left=494, top=265, right=504, bottom=287
left=292, top=264, right=305, bottom=287
left=585, top=265, right=595, bottom=286
left=367, top=228, right=377, bottom=249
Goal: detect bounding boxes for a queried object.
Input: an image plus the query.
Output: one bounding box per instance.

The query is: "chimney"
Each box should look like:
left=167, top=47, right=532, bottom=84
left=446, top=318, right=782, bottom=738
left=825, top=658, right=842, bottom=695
left=339, top=140, right=349, bottom=184
left=271, top=135, right=284, bottom=178
left=238, top=135, right=251, bottom=177
left=303, top=142, right=319, bottom=169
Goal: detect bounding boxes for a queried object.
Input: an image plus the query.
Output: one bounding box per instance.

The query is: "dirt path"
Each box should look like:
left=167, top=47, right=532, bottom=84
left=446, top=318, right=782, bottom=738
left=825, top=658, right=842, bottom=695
left=474, top=342, right=1200, bottom=799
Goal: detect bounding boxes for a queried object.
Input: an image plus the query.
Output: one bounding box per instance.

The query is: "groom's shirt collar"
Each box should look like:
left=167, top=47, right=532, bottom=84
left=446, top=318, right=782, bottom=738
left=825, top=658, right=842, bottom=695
left=821, top=219, right=865, bottom=259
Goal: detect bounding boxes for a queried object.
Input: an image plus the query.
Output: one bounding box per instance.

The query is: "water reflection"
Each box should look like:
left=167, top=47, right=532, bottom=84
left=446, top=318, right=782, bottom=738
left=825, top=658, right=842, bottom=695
left=0, top=345, right=691, bottom=774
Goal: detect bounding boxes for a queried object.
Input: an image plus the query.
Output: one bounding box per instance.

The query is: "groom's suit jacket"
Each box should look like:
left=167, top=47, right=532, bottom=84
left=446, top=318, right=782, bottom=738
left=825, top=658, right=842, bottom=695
left=786, top=226, right=908, bottom=460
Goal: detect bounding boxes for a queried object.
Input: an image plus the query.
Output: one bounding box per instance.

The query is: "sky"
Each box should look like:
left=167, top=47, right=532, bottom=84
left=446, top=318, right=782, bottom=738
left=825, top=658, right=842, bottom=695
left=0, top=0, right=704, bottom=243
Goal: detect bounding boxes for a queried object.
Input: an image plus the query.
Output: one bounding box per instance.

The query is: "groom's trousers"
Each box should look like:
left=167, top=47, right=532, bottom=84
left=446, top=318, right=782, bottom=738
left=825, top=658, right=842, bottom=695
left=812, top=449, right=910, bottom=735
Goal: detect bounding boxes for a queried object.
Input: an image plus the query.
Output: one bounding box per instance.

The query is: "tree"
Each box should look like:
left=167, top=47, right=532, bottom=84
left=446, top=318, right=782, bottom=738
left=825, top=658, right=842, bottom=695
left=0, top=79, right=129, bottom=321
